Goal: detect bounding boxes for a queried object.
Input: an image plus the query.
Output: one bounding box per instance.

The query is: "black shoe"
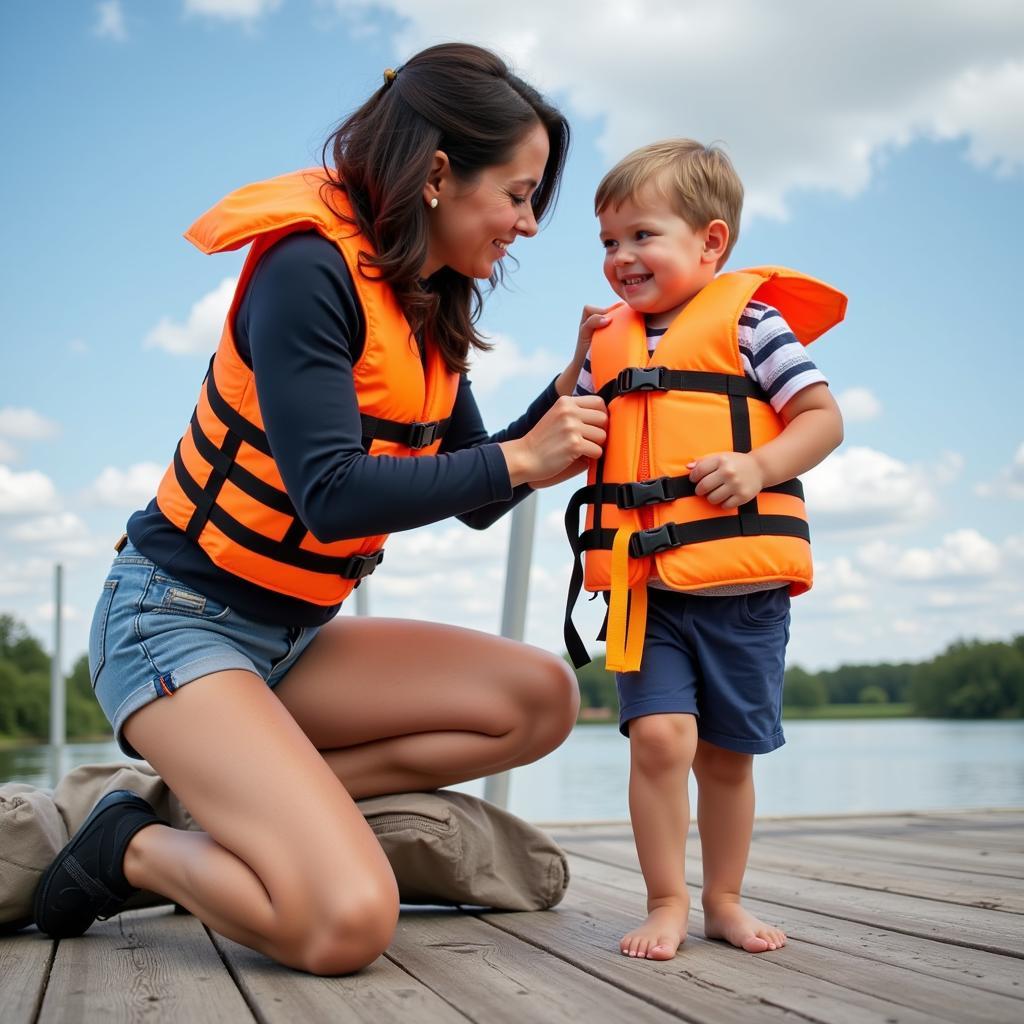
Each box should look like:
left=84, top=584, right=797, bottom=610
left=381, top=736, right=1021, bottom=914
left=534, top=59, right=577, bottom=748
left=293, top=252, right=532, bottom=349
left=33, top=789, right=164, bottom=938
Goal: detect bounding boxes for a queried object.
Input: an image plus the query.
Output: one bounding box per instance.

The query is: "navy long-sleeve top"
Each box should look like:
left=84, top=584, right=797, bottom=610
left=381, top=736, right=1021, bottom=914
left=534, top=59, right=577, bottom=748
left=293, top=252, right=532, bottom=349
left=128, top=232, right=558, bottom=626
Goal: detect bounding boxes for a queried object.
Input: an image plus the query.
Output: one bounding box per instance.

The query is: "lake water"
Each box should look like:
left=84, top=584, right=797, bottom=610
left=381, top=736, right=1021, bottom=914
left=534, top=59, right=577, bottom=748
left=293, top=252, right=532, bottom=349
left=3, top=719, right=1023, bottom=822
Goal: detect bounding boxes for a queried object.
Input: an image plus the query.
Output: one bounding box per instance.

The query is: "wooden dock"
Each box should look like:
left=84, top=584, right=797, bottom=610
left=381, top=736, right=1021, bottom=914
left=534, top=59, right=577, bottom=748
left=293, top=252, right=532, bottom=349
left=2, top=809, right=1021, bottom=1023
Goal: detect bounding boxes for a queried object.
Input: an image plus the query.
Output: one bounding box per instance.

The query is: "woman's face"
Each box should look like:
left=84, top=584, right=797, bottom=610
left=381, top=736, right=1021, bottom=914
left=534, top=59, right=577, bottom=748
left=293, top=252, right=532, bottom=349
left=422, top=122, right=550, bottom=280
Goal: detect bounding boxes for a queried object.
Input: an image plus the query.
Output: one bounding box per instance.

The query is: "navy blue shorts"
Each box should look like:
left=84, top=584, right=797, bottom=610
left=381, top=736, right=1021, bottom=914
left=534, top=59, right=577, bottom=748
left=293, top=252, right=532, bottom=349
left=615, top=586, right=790, bottom=754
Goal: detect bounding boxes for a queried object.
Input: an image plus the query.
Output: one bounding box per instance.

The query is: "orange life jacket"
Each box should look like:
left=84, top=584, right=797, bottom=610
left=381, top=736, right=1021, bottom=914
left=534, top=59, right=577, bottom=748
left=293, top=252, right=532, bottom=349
left=564, top=267, right=847, bottom=671
left=154, top=169, right=460, bottom=606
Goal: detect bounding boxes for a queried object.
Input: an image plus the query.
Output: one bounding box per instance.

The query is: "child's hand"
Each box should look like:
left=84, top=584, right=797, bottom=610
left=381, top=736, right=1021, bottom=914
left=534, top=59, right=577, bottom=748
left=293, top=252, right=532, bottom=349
left=688, top=452, right=764, bottom=508
left=555, top=305, right=613, bottom=396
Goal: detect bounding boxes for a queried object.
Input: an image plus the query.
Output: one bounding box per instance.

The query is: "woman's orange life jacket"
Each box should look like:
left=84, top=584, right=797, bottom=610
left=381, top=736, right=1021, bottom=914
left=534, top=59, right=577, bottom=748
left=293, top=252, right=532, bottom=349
left=564, top=266, right=847, bottom=672
left=154, top=169, right=460, bottom=606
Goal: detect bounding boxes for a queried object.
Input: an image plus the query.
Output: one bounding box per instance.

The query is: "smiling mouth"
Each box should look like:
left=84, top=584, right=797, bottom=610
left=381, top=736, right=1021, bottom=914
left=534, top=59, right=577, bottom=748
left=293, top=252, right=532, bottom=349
left=621, top=274, right=652, bottom=286
left=494, top=239, right=512, bottom=252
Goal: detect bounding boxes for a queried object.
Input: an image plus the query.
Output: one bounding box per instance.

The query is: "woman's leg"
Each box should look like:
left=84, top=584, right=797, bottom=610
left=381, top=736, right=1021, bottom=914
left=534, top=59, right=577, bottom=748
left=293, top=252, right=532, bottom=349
left=121, top=669, right=399, bottom=975
left=272, top=617, right=580, bottom=798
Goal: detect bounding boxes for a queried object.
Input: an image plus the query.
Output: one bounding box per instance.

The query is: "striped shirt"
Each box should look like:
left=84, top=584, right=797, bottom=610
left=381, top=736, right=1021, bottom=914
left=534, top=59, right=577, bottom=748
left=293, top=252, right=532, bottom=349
left=573, top=301, right=826, bottom=411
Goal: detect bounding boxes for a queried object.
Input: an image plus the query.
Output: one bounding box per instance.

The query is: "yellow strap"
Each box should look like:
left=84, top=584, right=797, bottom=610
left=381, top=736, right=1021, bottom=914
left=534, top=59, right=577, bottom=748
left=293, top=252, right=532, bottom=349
left=604, top=527, right=649, bottom=673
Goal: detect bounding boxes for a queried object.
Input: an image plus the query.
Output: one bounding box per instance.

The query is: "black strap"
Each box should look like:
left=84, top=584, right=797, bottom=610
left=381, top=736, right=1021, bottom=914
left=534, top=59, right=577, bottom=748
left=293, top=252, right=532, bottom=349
left=360, top=414, right=452, bottom=450
left=576, top=476, right=803, bottom=512
left=578, top=514, right=810, bottom=559
left=204, top=363, right=274, bottom=458
left=173, top=445, right=383, bottom=579
left=597, top=367, right=769, bottom=405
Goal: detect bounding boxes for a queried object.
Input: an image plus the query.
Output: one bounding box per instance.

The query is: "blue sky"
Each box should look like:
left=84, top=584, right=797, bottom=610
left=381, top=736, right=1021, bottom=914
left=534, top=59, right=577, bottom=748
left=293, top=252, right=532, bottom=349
left=2, top=1, right=1023, bottom=674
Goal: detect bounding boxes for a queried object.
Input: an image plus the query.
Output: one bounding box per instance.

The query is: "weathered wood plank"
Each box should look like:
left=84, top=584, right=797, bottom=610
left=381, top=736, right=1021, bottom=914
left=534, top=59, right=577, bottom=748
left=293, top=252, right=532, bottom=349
left=387, top=908, right=684, bottom=1023
left=556, top=834, right=1024, bottom=957
left=0, top=931, right=52, bottom=1024
left=483, top=881, right=946, bottom=1024
left=743, top=836, right=1024, bottom=912
left=37, top=908, right=253, bottom=1024
left=476, top=901, right=811, bottom=1024
left=566, top=853, right=1024, bottom=1023
left=762, top=830, right=1024, bottom=879
left=210, top=926, right=463, bottom=1024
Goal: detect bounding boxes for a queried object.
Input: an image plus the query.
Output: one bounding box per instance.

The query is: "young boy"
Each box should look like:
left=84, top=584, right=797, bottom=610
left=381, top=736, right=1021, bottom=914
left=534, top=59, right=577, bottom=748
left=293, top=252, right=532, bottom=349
left=566, top=139, right=845, bottom=959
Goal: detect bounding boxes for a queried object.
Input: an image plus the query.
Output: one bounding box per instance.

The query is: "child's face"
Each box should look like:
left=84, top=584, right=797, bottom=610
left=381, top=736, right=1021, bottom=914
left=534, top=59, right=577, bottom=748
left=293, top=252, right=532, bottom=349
left=598, top=186, right=720, bottom=329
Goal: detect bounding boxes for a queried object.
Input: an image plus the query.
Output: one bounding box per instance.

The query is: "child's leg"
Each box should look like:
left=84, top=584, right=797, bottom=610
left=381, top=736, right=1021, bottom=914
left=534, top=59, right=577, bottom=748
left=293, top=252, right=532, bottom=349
left=693, top=740, right=786, bottom=952
left=621, top=712, right=698, bottom=959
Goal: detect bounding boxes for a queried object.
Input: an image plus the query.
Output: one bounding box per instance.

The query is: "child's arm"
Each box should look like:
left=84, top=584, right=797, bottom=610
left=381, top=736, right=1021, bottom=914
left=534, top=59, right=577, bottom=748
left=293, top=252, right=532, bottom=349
left=688, top=383, right=844, bottom=509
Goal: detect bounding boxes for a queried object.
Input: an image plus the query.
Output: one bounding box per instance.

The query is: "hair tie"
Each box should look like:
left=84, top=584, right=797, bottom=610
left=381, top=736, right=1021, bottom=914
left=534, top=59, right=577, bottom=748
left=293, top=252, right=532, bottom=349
left=383, top=67, right=399, bottom=86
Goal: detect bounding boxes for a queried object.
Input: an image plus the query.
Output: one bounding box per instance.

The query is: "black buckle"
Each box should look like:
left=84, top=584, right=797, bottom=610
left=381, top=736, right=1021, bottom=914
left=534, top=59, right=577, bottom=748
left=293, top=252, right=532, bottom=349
left=346, top=550, right=384, bottom=580
left=616, top=366, right=666, bottom=394
left=617, top=476, right=670, bottom=509
left=407, top=421, right=440, bottom=449
left=629, top=523, right=681, bottom=558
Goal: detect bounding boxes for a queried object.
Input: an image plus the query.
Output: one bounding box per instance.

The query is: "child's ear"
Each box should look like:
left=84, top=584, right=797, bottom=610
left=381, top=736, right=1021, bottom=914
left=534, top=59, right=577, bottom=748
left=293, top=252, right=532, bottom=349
left=703, top=219, right=730, bottom=264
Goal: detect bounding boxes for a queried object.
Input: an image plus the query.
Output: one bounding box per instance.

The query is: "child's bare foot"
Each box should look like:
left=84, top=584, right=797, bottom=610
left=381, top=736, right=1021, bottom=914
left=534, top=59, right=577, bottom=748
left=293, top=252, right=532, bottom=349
left=620, top=897, right=689, bottom=960
left=703, top=897, right=786, bottom=953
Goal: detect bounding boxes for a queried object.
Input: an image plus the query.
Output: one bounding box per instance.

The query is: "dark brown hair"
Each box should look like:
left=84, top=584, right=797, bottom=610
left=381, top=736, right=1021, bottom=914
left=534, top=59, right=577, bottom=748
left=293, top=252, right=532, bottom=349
left=322, top=42, right=570, bottom=373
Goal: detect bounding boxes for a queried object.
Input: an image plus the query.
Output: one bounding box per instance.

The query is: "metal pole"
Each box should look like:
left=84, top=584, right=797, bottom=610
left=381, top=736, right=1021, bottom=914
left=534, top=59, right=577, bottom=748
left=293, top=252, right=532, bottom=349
left=354, top=580, right=369, bottom=617
left=484, top=491, right=538, bottom=808
left=49, top=563, right=65, bottom=785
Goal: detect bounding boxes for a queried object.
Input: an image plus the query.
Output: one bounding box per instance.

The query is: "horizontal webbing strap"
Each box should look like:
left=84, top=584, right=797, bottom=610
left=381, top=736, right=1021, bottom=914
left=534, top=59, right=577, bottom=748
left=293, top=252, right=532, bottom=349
left=173, top=445, right=383, bottom=579
left=597, top=367, right=769, bottom=405
left=576, top=476, right=804, bottom=511
left=580, top=513, right=810, bottom=559
left=189, top=411, right=295, bottom=516
left=204, top=361, right=273, bottom=458
left=360, top=414, right=452, bottom=450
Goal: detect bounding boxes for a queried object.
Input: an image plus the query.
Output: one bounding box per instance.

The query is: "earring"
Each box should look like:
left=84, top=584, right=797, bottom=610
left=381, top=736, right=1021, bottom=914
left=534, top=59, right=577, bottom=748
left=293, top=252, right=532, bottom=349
left=429, top=197, right=439, bottom=209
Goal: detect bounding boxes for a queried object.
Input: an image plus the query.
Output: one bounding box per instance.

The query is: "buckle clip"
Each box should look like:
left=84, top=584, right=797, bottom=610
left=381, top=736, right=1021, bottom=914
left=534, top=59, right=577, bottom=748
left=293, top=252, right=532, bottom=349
left=629, top=523, right=681, bottom=558
left=617, top=476, right=671, bottom=509
left=348, top=550, right=384, bottom=580
left=408, top=421, right=440, bottom=449
left=616, top=366, right=666, bottom=394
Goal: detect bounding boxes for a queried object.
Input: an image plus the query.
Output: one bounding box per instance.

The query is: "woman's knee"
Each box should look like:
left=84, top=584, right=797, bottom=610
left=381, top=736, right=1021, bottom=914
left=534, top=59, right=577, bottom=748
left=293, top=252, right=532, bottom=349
left=509, top=649, right=579, bottom=752
left=629, top=714, right=697, bottom=776
left=293, top=875, right=400, bottom=976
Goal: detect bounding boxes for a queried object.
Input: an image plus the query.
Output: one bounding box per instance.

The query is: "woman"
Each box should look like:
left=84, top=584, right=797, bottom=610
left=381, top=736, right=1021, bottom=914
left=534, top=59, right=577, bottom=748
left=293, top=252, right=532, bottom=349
left=33, top=43, right=606, bottom=974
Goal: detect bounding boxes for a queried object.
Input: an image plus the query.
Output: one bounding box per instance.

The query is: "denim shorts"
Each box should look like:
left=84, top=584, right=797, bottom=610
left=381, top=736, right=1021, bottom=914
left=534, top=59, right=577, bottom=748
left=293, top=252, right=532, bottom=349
left=615, top=586, right=790, bottom=754
left=89, top=542, right=320, bottom=758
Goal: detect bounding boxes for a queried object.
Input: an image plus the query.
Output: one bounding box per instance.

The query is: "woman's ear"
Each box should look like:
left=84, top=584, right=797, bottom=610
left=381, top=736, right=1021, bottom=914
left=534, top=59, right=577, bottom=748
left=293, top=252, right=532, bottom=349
left=423, top=150, right=451, bottom=207
left=703, top=219, right=730, bottom=264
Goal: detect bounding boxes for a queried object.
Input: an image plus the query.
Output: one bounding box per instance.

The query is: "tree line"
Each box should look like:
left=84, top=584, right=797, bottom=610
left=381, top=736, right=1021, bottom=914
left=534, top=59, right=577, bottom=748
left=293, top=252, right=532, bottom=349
left=573, top=634, right=1024, bottom=720
left=3, top=612, right=1023, bottom=740
left=0, top=615, right=110, bottom=741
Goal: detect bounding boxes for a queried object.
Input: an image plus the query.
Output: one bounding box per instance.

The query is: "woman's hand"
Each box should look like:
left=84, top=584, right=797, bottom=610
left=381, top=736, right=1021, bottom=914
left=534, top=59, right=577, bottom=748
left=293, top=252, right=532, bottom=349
left=554, top=305, right=614, bottom=397
left=500, top=395, right=607, bottom=487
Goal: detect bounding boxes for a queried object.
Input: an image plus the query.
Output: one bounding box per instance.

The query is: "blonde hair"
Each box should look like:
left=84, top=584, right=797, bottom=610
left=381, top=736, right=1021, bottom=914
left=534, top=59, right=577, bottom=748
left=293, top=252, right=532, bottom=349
left=595, top=139, right=744, bottom=264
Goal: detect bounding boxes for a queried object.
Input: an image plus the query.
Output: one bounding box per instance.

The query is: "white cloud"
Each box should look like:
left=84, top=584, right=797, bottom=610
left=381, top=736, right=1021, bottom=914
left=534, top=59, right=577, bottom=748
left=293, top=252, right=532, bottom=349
left=802, top=445, right=935, bottom=532
left=87, top=462, right=164, bottom=508
left=7, top=513, right=90, bottom=545
left=336, top=1, right=1024, bottom=218
left=976, top=442, right=1024, bottom=499
left=34, top=601, right=82, bottom=624
left=857, top=529, right=1001, bottom=583
left=836, top=387, right=882, bottom=423
left=467, top=334, right=561, bottom=396
left=143, top=277, right=235, bottom=356
left=0, top=407, right=60, bottom=440
left=0, top=466, right=59, bottom=516
left=184, top=0, right=281, bottom=21
left=94, top=0, right=127, bottom=41
left=0, top=440, right=18, bottom=463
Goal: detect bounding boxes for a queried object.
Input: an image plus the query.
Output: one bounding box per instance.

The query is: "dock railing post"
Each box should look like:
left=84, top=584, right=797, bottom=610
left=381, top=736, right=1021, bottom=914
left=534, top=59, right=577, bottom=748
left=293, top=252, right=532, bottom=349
left=49, top=563, right=66, bottom=786
left=483, top=491, right=537, bottom=809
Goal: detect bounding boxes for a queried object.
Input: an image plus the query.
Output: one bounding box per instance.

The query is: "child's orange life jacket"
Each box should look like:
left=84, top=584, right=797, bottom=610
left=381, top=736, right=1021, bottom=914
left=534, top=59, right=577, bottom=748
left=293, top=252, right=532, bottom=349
left=155, top=169, right=459, bottom=606
left=564, top=267, right=847, bottom=671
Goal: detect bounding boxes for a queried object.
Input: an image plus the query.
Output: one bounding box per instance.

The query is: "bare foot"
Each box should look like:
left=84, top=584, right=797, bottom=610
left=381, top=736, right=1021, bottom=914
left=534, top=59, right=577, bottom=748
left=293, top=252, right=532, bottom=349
left=703, top=898, right=786, bottom=953
left=620, top=897, right=689, bottom=960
